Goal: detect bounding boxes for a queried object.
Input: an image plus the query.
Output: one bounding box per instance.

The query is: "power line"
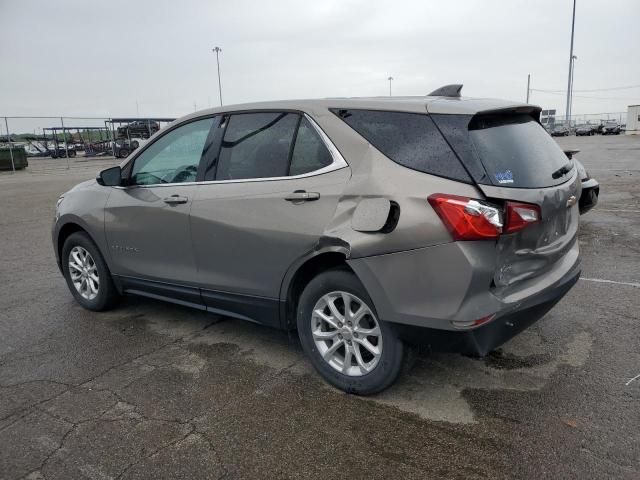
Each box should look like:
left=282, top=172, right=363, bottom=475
left=529, top=90, right=637, bottom=101
left=532, top=84, right=640, bottom=93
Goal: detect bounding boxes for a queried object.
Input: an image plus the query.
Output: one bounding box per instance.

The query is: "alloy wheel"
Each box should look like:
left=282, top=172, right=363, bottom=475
left=311, top=291, right=383, bottom=376
left=68, top=246, right=99, bottom=300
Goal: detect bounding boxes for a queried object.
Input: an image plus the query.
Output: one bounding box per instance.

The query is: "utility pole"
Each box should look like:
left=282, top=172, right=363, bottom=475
left=4, top=117, right=15, bottom=173
left=212, top=46, right=223, bottom=106
left=565, top=0, right=577, bottom=124
left=526, top=74, right=531, bottom=103
left=388, top=76, right=393, bottom=96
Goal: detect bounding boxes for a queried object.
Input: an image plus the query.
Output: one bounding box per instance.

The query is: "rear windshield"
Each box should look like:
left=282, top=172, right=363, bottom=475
left=468, top=114, right=573, bottom=188
left=331, top=109, right=472, bottom=183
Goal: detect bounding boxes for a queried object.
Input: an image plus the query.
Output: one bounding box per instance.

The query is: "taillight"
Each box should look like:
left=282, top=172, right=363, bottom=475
left=428, top=194, right=503, bottom=240
left=428, top=194, right=541, bottom=240
left=504, top=201, right=540, bottom=233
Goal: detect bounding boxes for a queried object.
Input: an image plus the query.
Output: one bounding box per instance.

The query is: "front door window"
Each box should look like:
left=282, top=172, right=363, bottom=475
left=131, top=118, right=215, bottom=185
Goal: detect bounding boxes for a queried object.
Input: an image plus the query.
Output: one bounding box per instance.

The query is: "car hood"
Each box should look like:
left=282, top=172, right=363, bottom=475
left=67, top=179, right=97, bottom=194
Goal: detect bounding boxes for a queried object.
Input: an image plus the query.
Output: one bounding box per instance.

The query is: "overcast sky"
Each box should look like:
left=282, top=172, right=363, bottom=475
left=1, top=0, right=638, bottom=121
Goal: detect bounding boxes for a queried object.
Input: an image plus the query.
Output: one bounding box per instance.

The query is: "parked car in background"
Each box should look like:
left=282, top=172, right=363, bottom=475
left=563, top=149, right=599, bottom=214
left=113, top=138, right=151, bottom=158
left=602, top=121, right=621, bottom=135
left=575, top=124, right=596, bottom=136
left=551, top=125, right=570, bottom=136
left=130, top=138, right=149, bottom=149
left=117, top=120, right=160, bottom=139
left=48, top=144, right=76, bottom=158
left=53, top=91, right=582, bottom=394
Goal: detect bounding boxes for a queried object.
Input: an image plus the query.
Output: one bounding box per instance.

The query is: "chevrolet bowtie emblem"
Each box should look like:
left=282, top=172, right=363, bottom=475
left=566, top=195, right=577, bottom=207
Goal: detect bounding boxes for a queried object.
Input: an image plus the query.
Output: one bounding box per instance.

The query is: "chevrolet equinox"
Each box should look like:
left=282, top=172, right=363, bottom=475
left=53, top=86, right=582, bottom=394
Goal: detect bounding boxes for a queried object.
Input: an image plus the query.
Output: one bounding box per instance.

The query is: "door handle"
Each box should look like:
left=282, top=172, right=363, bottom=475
left=284, top=190, right=320, bottom=202
left=163, top=194, right=188, bottom=205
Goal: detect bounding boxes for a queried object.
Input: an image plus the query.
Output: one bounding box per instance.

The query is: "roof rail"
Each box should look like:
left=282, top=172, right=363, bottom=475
left=427, top=84, right=463, bottom=97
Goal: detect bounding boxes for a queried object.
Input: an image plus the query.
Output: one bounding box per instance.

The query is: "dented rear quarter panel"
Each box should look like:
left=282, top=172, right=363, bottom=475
left=308, top=106, right=481, bottom=259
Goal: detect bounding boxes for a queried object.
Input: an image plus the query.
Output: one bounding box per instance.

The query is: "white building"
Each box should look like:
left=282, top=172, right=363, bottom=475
left=626, top=105, right=640, bottom=135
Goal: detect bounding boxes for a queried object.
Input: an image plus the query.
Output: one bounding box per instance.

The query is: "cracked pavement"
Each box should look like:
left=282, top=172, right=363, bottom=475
left=1, top=135, right=639, bottom=479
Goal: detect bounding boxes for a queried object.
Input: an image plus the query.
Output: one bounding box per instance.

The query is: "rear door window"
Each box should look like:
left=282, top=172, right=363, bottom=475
left=216, top=113, right=299, bottom=180
left=467, top=114, right=573, bottom=188
left=289, top=117, right=333, bottom=176
left=332, top=109, right=471, bottom=183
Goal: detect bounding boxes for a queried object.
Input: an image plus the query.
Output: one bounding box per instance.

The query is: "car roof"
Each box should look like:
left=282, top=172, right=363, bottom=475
left=177, top=96, right=539, bottom=123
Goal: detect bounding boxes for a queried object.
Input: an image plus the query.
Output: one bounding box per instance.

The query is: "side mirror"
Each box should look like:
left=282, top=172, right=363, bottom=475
left=97, top=166, right=122, bottom=186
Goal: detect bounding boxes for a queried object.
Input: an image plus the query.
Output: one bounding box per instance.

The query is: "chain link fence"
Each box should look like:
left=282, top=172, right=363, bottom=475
left=541, top=111, right=627, bottom=129
left=0, top=115, right=174, bottom=174
left=0, top=111, right=632, bottom=175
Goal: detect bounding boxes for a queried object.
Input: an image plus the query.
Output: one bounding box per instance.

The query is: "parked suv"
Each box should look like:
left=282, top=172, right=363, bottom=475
left=53, top=89, right=582, bottom=394
left=601, top=121, right=621, bottom=135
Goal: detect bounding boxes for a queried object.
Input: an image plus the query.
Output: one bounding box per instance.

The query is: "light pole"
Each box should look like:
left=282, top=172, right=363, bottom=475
left=565, top=0, right=577, bottom=124
left=568, top=55, right=577, bottom=125
left=212, top=46, right=223, bottom=106
left=387, top=76, right=393, bottom=97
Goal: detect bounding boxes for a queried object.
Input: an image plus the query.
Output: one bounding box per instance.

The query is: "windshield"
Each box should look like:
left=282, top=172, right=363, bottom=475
left=469, top=114, right=574, bottom=188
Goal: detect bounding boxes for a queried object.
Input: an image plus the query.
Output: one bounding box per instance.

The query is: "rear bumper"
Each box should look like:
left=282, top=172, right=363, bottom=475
left=392, top=262, right=580, bottom=356
left=348, top=240, right=581, bottom=356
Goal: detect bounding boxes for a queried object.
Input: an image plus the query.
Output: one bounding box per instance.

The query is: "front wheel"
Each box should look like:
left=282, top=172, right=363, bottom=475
left=297, top=269, right=405, bottom=395
left=62, top=232, right=119, bottom=311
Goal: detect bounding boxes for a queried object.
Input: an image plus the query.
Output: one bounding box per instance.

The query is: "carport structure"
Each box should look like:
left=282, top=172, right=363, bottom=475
left=105, top=117, right=175, bottom=156
left=42, top=126, right=112, bottom=158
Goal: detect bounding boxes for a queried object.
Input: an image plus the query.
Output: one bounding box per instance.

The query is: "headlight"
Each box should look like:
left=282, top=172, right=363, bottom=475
left=56, top=195, right=65, bottom=210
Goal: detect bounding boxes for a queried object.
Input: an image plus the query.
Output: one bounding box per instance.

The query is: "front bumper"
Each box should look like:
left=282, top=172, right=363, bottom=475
left=579, top=178, right=599, bottom=214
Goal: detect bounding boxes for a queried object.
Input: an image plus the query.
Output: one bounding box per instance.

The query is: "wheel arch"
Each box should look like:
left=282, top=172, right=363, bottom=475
left=281, top=246, right=364, bottom=330
left=56, top=219, right=102, bottom=270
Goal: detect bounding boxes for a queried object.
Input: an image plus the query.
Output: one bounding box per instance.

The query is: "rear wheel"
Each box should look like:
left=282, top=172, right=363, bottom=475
left=297, top=269, right=405, bottom=395
left=62, top=232, right=119, bottom=311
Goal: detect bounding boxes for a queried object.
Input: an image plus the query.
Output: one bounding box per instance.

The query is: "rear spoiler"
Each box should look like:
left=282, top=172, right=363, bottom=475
left=476, top=105, right=542, bottom=117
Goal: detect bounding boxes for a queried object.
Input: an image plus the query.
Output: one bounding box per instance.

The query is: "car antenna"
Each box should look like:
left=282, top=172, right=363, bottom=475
left=427, top=84, right=463, bottom=97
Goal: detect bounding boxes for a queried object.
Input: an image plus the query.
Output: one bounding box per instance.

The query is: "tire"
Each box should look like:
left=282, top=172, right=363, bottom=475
left=297, top=268, right=405, bottom=395
left=118, top=148, right=130, bottom=158
left=61, top=232, right=119, bottom=311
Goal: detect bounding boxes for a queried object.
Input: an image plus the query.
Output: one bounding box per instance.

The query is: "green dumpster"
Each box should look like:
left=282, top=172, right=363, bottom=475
left=0, top=147, right=28, bottom=170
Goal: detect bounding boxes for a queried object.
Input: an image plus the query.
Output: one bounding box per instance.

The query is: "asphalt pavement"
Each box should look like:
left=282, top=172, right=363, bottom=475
left=0, top=135, right=638, bottom=479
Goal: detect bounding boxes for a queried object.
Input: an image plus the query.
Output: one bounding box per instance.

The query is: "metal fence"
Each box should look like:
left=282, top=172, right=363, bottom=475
left=541, top=111, right=627, bottom=129
left=0, top=115, right=174, bottom=174
left=0, top=110, right=632, bottom=174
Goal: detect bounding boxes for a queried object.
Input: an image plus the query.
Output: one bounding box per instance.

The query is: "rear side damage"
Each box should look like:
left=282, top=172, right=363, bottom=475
left=294, top=99, right=582, bottom=355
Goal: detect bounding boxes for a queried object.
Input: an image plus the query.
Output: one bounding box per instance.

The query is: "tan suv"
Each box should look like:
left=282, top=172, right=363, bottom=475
left=53, top=87, right=582, bottom=394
